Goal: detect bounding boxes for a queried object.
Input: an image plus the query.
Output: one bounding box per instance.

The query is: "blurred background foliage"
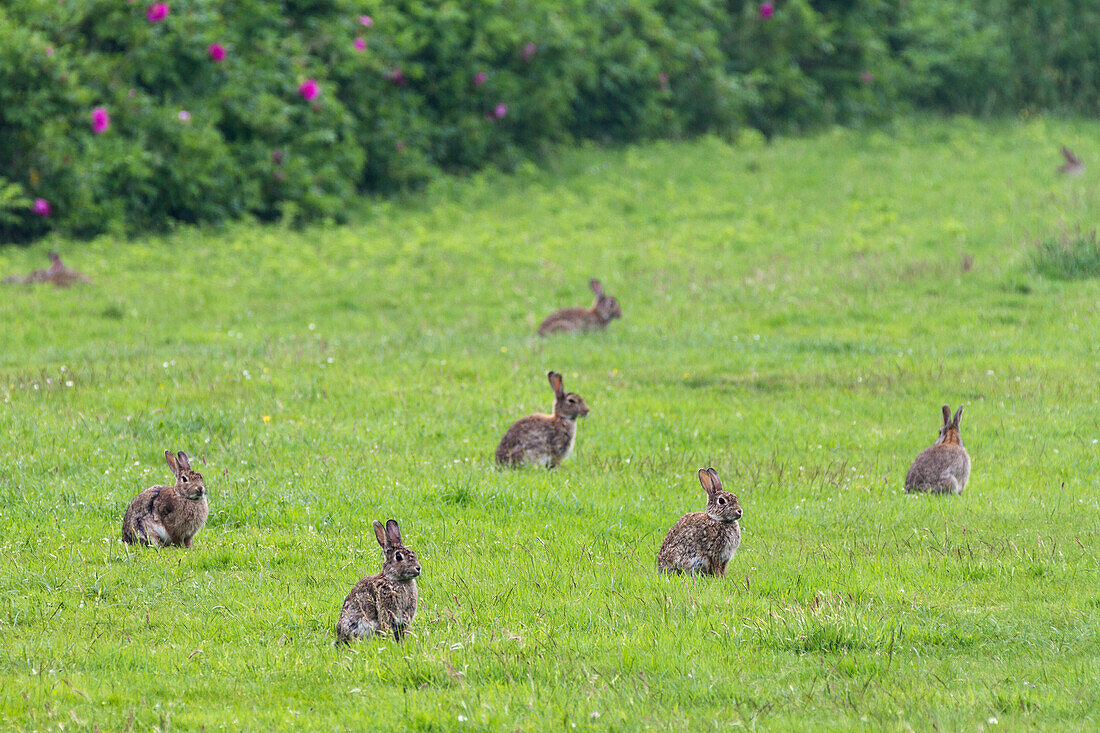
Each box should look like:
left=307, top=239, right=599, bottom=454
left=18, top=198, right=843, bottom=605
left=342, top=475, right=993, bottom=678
left=2, top=0, right=1096, bottom=242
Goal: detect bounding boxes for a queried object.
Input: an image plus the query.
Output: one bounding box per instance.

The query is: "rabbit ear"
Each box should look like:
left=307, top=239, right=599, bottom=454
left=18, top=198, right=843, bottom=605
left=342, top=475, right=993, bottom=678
left=941, top=405, right=951, bottom=426
left=547, top=371, right=564, bottom=398
left=176, top=451, right=191, bottom=471
left=386, top=519, right=402, bottom=546
left=590, top=279, right=604, bottom=296
left=373, top=520, right=388, bottom=548
left=952, top=405, right=964, bottom=427
left=706, top=467, right=723, bottom=492
left=164, top=450, right=180, bottom=475
left=698, top=468, right=715, bottom=496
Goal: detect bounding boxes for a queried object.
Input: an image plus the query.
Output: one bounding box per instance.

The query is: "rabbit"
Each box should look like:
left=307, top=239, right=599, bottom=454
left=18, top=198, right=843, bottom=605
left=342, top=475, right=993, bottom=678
left=537, top=279, right=622, bottom=336
left=43, top=251, right=92, bottom=288
left=336, top=519, right=421, bottom=644
left=122, top=451, right=209, bottom=547
left=3, top=252, right=91, bottom=288
left=904, top=405, right=970, bottom=495
left=2, top=253, right=49, bottom=285
left=1059, top=146, right=1085, bottom=175
left=657, top=468, right=743, bottom=576
left=495, top=371, right=589, bottom=468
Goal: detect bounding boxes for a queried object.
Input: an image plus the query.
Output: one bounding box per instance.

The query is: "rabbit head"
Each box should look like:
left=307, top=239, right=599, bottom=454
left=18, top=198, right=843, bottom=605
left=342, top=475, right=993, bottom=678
left=699, top=468, right=742, bottom=523
left=165, top=450, right=205, bottom=500
left=548, top=371, right=590, bottom=420
left=934, top=405, right=965, bottom=447
left=374, top=519, right=421, bottom=581
left=590, top=279, right=622, bottom=322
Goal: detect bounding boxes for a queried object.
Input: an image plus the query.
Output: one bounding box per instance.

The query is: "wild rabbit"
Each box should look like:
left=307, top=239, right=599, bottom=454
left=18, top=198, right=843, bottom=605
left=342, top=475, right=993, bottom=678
left=495, top=371, right=589, bottom=468
left=658, top=468, right=743, bottom=576
left=3, top=251, right=92, bottom=288
left=336, top=519, right=421, bottom=644
left=1059, top=146, right=1085, bottom=175
left=537, top=279, right=621, bottom=335
left=122, top=451, right=208, bottom=547
left=904, top=405, right=970, bottom=495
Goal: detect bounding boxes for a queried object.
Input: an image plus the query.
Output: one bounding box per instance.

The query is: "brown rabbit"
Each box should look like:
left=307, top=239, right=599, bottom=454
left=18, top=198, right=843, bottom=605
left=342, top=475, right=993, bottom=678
left=3, top=251, right=92, bottom=288
left=658, top=468, right=743, bottom=576
left=904, top=405, right=970, bottom=495
left=336, top=519, right=421, bottom=644
left=537, top=279, right=621, bottom=336
left=1058, top=146, right=1085, bottom=175
left=122, top=451, right=209, bottom=547
left=495, top=371, right=589, bottom=468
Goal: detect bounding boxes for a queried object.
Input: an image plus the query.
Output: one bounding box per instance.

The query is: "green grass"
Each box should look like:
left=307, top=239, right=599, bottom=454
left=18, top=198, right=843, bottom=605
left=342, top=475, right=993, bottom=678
left=1030, top=227, right=1100, bottom=280
left=2, top=116, right=1100, bottom=731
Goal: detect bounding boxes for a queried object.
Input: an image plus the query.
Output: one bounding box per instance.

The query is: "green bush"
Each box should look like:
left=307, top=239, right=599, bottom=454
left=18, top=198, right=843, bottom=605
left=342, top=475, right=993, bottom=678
left=994, top=0, right=1100, bottom=112
left=890, top=0, right=1009, bottom=115
left=3, top=0, right=740, bottom=240
left=2, top=0, right=1099, bottom=241
left=0, top=176, right=32, bottom=242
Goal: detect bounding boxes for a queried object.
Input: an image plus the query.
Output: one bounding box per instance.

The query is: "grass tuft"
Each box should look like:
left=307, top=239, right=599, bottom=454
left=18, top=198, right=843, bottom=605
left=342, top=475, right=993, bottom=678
left=1029, top=227, right=1100, bottom=279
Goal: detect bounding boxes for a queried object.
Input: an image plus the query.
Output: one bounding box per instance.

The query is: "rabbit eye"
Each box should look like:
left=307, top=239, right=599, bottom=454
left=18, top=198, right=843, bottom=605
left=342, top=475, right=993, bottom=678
left=717, top=497, right=726, bottom=505
left=180, top=476, right=188, bottom=483
left=395, top=552, right=404, bottom=562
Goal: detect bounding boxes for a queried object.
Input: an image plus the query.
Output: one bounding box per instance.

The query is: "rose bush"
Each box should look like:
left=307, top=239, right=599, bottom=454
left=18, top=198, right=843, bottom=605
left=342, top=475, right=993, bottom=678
left=1, top=0, right=1095, bottom=242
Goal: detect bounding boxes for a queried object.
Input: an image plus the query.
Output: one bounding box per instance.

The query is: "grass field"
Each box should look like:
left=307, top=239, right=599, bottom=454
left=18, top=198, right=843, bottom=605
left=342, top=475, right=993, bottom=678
left=2, top=117, right=1099, bottom=731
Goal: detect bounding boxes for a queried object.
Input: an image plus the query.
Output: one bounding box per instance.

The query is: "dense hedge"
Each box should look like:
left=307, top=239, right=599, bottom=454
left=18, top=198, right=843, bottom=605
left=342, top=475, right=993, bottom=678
left=1, top=0, right=1096, bottom=242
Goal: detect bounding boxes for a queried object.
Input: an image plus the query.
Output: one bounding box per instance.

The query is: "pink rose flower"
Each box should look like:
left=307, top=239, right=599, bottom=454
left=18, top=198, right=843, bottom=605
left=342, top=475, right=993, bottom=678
left=147, top=3, right=169, bottom=22
left=359, top=15, right=373, bottom=27
left=354, top=37, right=367, bottom=51
left=33, top=198, right=51, bottom=217
left=208, top=43, right=226, bottom=61
left=494, top=103, right=508, bottom=119
left=178, top=110, right=191, bottom=121
left=759, top=2, right=774, bottom=19
left=474, top=71, right=488, bottom=86
left=387, top=68, right=407, bottom=87
left=298, top=79, right=319, bottom=100
left=91, top=107, right=110, bottom=134
left=521, top=42, right=537, bottom=61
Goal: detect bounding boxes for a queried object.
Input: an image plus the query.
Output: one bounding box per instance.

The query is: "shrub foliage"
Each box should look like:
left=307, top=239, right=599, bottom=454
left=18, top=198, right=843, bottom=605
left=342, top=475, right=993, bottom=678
left=1, top=0, right=1096, bottom=241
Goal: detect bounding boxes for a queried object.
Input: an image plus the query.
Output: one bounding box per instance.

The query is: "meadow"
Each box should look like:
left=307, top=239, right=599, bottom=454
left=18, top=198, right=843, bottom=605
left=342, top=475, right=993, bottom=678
left=1, top=117, right=1099, bottom=731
